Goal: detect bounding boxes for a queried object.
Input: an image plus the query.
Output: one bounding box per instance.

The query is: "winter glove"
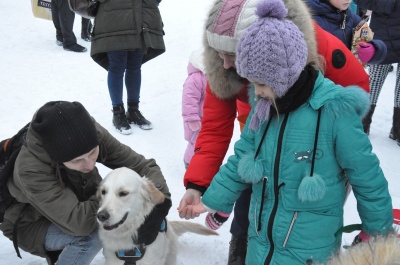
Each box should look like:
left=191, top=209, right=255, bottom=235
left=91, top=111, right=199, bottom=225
left=205, top=212, right=230, bottom=230
left=357, top=42, right=375, bottom=63
left=188, top=120, right=201, bottom=131
left=185, top=121, right=201, bottom=144
left=135, top=198, right=172, bottom=245
left=351, top=230, right=371, bottom=246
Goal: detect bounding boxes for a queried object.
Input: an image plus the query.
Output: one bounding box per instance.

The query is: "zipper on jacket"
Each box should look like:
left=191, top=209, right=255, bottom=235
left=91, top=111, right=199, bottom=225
left=255, top=199, right=259, bottom=236
left=264, top=114, right=289, bottom=265
left=257, top=177, right=269, bottom=232
left=283, top=211, right=298, bottom=247
left=340, top=12, right=347, bottom=29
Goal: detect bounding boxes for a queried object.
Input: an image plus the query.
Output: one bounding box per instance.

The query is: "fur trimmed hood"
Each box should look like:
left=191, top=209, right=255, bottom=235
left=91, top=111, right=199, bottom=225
left=310, top=74, right=370, bottom=119
left=203, top=0, right=318, bottom=99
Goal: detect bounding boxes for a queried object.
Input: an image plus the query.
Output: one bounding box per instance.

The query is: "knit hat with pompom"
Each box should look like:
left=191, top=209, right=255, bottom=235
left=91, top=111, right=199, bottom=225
left=236, top=0, right=308, bottom=97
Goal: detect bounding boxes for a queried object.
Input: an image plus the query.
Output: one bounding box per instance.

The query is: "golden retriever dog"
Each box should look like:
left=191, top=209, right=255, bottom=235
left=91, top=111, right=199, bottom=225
left=323, top=234, right=400, bottom=265
left=96, top=167, right=218, bottom=265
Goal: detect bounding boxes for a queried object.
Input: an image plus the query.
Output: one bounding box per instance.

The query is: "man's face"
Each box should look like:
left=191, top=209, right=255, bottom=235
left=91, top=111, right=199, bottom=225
left=63, top=146, right=99, bottom=173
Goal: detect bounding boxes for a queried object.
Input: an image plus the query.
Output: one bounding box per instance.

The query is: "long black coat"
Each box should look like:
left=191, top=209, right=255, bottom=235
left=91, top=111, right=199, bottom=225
left=90, top=0, right=165, bottom=70
left=354, top=0, right=400, bottom=64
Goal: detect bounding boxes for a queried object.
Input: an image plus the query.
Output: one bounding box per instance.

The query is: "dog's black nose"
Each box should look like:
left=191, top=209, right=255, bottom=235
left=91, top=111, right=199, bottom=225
left=97, top=211, right=110, bottom=222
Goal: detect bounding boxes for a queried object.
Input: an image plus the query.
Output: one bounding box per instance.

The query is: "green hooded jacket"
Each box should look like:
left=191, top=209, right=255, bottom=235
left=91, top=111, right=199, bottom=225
left=202, top=73, right=393, bottom=265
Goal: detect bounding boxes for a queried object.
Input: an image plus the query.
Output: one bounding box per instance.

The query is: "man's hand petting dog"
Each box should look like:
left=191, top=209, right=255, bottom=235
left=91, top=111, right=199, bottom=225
left=135, top=198, right=172, bottom=245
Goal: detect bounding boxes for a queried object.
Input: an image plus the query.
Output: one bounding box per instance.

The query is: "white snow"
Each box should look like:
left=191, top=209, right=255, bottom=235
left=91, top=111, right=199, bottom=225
left=0, top=0, right=398, bottom=264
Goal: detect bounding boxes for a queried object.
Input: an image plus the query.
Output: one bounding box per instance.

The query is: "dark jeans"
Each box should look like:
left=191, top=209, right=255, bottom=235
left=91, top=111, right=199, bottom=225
left=51, top=0, right=76, bottom=46
left=230, top=186, right=251, bottom=237
left=107, top=50, right=144, bottom=106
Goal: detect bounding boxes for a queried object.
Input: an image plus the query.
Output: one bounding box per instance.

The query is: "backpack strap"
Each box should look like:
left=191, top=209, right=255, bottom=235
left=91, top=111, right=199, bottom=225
left=12, top=204, right=29, bottom=258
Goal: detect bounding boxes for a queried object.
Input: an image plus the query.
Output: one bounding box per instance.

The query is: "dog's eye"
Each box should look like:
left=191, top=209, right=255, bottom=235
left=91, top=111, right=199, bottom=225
left=101, top=190, right=106, bottom=195
left=119, top=191, right=128, bottom=197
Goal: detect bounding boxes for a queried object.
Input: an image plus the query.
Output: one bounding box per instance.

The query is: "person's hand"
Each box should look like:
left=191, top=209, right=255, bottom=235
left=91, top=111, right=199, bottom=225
left=135, top=198, right=172, bottom=245
left=357, top=42, right=375, bottom=63
left=177, top=189, right=202, bottom=219
left=205, top=212, right=231, bottom=230
left=351, top=230, right=371, bottom=246
left=188, top=121, right=201, bottom=132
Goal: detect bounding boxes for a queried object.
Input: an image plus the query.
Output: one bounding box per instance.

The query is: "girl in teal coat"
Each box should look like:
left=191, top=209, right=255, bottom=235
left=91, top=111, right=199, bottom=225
left=192, top=0, right=393, bottom=264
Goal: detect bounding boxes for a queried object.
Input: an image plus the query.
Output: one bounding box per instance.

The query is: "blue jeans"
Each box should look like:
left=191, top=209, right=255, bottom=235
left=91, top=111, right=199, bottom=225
left=230, top=186, right=251, bottom=237
left=107, top=50, right=144, bottom=106
left=44, top=223, right=102, bottom=265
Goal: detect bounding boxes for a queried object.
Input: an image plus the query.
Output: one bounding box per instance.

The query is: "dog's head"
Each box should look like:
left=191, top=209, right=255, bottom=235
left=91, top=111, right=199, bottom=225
left=96, top=167, right=165, bottom=233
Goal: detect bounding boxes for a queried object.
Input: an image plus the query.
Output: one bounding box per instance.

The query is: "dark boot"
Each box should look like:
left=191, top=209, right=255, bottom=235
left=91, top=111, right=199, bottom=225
left=63, top=43, right=87, bottom=52
left=362, top=105, right=376, bottom=135
left=389, top=107, right=400, bottom=146
left=227, top=235, right=247, bottom=265
left=112, top=105, right=132, bottom=135
left=81, top=18, right=92, bottom=42
left=126, top=102, right=153, bottom=130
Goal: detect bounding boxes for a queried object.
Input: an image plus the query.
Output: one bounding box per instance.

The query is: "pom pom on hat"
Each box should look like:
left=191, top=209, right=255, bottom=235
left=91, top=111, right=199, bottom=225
left=236, top=0, right=308, bottom=98
left=255, top=0, right=287, bottom=18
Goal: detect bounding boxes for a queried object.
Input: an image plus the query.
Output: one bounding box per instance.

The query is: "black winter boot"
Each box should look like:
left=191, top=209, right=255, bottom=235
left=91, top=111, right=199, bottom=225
left=112, top=105, right=132, bottom=135
left=389, top=107, right=400, bottom=146
left=81, top=18, right=92, bottom=42
left=126, top=102, right=153, bottom=130
left=362, top=105, right=376, bottom=135
left=63, top=43, right=87, bottom=52
left=227, top=235, right=247, bottom=265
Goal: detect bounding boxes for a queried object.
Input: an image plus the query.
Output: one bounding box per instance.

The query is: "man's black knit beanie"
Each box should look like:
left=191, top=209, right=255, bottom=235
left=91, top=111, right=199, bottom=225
left=31, top=101, right=99, bottom=162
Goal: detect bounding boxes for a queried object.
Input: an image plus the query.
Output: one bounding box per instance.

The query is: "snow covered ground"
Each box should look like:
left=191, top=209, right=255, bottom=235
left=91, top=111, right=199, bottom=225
left=0, top=0, right=398, bottom=264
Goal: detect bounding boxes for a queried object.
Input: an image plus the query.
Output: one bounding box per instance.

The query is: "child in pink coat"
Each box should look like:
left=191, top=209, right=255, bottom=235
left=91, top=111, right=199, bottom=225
left=182, top=50, right=207, bottom=168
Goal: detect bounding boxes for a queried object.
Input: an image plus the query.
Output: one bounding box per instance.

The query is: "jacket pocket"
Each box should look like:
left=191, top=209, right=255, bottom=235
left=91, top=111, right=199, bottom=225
left=281, top=176, right=345, bottom=211
left=276, top=177, right=345, bottom=249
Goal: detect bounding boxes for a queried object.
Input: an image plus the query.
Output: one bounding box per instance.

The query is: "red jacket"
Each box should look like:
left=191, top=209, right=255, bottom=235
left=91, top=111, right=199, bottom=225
left=184, top=24, right=370, bottom=190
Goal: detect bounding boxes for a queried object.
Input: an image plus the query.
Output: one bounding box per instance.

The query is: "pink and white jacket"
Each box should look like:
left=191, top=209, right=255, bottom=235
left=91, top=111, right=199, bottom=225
left=182, top=51, right=207, bottom=164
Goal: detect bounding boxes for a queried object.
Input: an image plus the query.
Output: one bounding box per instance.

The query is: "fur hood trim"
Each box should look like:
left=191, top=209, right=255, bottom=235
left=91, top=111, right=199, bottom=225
left=203, top=0, right=317, bottom=100
left=310, top=74, right=370, bottom=119
left=323, top=86, right=370, bottom=119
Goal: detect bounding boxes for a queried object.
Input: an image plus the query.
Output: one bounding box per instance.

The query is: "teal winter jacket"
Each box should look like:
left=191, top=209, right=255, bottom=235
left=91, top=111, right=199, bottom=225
left=202, top=72, right=393, bottom=265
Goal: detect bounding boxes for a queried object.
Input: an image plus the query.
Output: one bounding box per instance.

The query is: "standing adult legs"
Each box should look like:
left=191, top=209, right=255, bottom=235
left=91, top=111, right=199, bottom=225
left=107, top=51, right=132, bottom=134
left=362, top=64, right=391, bottom=134
left=50, top=0, right=63, bottom=45
left=390, top=64, right=400, bottom=145
left=50, top=0, right=76, bottom=46
left=125, top=50, right=143, bottom=104
left=394, top=64, right=400, bottom=109
left=81, top=18, right=92, bottom=41
left=369, top=64, right=391, bottom=106
left=125, top=50, right=153, bottom=129
left=44, top=224, right=102, bottom=265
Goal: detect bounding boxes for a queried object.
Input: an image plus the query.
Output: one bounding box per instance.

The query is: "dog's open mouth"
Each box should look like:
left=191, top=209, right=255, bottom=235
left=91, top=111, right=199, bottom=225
left=103, top=212, right=129, bottom=231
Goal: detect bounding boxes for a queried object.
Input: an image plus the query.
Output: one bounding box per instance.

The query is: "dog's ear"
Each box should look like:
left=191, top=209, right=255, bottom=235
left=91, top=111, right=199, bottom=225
left=141, top=178, right=165, bottom=205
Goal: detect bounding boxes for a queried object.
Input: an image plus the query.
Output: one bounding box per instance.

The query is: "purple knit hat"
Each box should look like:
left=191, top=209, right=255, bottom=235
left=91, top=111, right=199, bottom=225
left=205, top=0, right=259, bottom=53
left=236, top=0, right=308, bottom=97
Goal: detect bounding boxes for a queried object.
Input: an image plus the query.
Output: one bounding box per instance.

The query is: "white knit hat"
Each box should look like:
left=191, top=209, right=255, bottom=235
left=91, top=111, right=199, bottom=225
left=205, top=0, right=259, bottom=53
